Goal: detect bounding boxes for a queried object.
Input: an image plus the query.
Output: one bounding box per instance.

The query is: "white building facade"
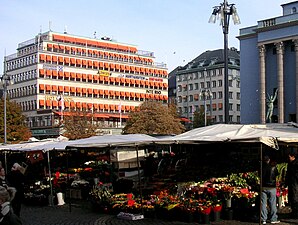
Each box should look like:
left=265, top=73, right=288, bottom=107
left=4, top=31, right=168, bottom=138
left=175, top=48, right=240, bottom=125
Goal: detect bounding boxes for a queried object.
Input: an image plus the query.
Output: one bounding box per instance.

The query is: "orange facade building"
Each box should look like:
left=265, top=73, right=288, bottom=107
left=4, top=31, right=168, bottom=138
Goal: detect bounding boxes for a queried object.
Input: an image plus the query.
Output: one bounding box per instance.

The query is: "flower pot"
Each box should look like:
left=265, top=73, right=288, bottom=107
left=201, top=213, right=210, bottom=224
left=225, top=198, right=232, bottom=208
left=212, top=211, right=221, bottom=222
left=223, top=208, right=233, bottom=220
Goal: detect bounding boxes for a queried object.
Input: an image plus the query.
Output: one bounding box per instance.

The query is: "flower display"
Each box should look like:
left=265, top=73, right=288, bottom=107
left=96, top=171, right=278, bottom=222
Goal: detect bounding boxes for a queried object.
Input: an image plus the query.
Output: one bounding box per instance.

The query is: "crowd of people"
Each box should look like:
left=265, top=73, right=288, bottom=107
left=0, top=162, right=24, bottom=225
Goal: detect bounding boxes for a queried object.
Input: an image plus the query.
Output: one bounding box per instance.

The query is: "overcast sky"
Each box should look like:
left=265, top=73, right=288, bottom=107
left=0, top=0, right=290, bottom=74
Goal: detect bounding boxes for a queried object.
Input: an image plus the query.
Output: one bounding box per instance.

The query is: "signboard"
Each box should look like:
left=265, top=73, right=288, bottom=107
left=98, top=70, right=110, bottom=76
left=31, top=128, right=60, bottom=136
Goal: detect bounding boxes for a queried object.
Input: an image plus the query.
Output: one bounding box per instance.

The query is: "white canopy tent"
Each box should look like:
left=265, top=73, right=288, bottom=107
left=155, top=123, right=298, bottom=149
left=0, top=134, right=161, bottom=207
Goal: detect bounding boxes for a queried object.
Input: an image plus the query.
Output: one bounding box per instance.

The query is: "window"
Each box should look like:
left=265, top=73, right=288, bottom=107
left=189, top=84, right=193, bottom=91
left=236, top=80, right=240, bottom=88
left=229, top=80, right=233, bottom=87
left=194, top=83, right=199, bottom=90
left=178, top=96, right=182, bottom=103
left=229, top=92, right=233, bottom=99
left=218, top=80, right=223, bottom=87
left=206, top=81, right=211, bottom=89
left=237, top=92, right=240, bottom=100
left=194, top=72, right=198, bottom=80
left=200, top=82, right=205, bottom=89
left=218, top=91, right=223, bottom=99
left=229, top=103, right=233, bottom=111
left=292, top=7, right=297, bottom=14
left=229, top=115, right=233, bottom=122
left=189, top=95, right=193, bottom=102
left=237, top=104, right=240, bottom=111
left=212, top=81, right=216, bottom=88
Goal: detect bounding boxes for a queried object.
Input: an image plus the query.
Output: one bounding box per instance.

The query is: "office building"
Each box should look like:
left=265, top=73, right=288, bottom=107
left=174, top=48, right=240, bottom=125
left=3, top=31, right=168, bottom=138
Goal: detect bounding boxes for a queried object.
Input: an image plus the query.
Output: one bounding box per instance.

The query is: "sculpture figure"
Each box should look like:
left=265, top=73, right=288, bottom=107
left=266, top=89, right=278, bottom=123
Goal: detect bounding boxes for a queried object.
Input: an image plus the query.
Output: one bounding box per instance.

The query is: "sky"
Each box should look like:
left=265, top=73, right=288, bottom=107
left=0, top=0, right=291, bottom=74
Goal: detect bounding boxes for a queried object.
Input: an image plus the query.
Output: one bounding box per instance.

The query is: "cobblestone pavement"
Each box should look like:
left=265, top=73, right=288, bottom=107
left=20, top=202, right=298, bottom=225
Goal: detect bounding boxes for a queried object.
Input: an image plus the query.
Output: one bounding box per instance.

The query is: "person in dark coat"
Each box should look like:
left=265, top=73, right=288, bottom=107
left=285, top=152, right=298, bottom=219
left=0, top=168, right=8, bottom=188
left=6, top=163, right=25, bottom=218
left=0, top=186, right=22, bottom=225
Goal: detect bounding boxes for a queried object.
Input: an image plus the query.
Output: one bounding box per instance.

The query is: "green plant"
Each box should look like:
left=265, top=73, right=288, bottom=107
left=276, top=163, right=287, bottom=185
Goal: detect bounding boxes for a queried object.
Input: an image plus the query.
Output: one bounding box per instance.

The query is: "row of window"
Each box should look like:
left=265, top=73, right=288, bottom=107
left=8, top=85, right=37, bottom=98
left=10, top=69, right=37, bottom=84
left=177, top=91, right=240, bottom=103
left=7, top=54, right=38, bottom=70
left=39, top=55, right=167, bottom=77
left=25, top=115, right=122, bottom=128
left=39, top=71, right=168, bottom=89
left=46, top=44, right=153, bottom=66
left=177, top=78, right=240, bottom=92
left=177, top=68, right=240, bottom=82
left=178, top=103, right=240, bottom=114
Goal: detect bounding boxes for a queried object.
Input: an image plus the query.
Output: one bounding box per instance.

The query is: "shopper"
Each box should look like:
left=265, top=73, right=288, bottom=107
left=261, top=155, right=280, bottom=224
left=0, top=186, right=22, bottom=225
left=0, top=168, right=7, bottom=188
left=285, top=152, right=298, bottom=219
left=6, top=163, right=25, bottom=218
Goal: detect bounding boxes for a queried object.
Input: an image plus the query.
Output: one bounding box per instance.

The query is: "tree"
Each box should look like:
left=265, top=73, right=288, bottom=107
left=62, top=109, right=101, bottom=140
left=0, top=98, right=32, bottom=143
left=193, top=107, right=205, bottom=128
left=123, top=101, right=185, bottom=135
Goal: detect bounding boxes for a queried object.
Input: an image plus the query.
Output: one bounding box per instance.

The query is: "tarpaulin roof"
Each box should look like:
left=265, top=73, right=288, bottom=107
left=66, top=134, right=159, bottom=149
left=2, top=123, right=298, bottom=152
left=156, top=123, right=298, bottom=149
left=0, top=134, right=159, bottom=152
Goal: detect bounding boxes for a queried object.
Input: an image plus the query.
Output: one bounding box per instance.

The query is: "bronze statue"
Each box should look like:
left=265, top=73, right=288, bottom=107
left=266, top=89, right=278, bottom=123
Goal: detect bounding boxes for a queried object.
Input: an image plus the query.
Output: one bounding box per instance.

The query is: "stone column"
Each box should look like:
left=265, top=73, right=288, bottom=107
left=259, top=45, right=266, bottom=124
left=293, top=39, right=298, bottom=123
left=275, top=42, right=284, bottom=123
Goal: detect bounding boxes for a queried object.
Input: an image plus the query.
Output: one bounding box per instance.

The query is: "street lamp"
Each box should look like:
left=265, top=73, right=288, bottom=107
left=1, top=56, right=13, bottom=173
left=209, top=0, right=240, bottom=124
left=200, top=89, right=212, bottom=126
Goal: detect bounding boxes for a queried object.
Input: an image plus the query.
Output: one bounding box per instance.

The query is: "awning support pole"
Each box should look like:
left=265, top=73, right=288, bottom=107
left=47, top=150, right=54, bottom=206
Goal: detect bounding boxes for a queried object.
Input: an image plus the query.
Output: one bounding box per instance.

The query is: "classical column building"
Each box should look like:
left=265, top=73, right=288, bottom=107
left=238, top=1, right=298, bottom=124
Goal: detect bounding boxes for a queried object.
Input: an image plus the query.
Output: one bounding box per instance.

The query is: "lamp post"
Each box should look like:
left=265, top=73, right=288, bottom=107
left=209, top=0, right=240, bottom=123
left=200, top=89, right=212, bottom=126
left=2, top=56, right=12, bottom=173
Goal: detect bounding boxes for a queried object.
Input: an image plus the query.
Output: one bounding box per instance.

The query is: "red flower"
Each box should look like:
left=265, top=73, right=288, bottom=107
left=127, top=193, right=133, bottom=200
left=201, top=207, right=212, bottom=215
left=127, top=199, right=135, bottom=206
left=240, top=188, right=249, bottom=195
left=212, top=205, right=222, bottom=212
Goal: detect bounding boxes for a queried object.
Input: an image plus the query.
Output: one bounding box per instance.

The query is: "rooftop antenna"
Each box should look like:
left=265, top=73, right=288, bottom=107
left=64, top=25, right=68, bottom=34
left=49, top=20, right=52, bottom=31
left=94, top=31, right=97, bottom=39
left=39, top=25, right=42, bottom=34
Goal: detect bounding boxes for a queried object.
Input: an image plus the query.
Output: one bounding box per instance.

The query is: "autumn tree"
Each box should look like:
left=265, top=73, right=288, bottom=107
left=0, top=98, right=32, bottom=143
left=123, top=101, right=185, bottom=135
left=62, top=109, right=101, bottom=140
left=193, top=107, right=205, bottom=128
